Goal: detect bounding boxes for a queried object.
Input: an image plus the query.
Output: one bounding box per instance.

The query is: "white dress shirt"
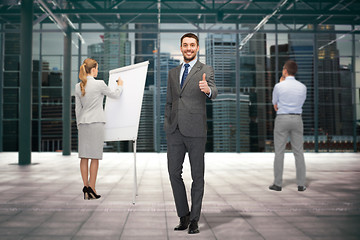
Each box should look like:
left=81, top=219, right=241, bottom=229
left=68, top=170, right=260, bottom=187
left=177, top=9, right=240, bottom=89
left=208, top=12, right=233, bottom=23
left=179, top=58, right=212, bottom=97
left=272, top=76, right=307, bottom=114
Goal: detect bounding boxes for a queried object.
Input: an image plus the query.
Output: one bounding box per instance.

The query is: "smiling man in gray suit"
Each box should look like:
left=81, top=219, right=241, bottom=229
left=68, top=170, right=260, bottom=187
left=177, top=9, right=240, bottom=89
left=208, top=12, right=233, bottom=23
left=164, top=33, right=218, bottom=234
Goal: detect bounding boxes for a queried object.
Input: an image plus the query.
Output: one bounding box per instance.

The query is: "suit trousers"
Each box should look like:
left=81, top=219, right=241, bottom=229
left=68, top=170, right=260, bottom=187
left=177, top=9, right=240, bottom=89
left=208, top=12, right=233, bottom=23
left=167, top=129, right=206, bottom=222
left=274, top=115, right=306, bottom=187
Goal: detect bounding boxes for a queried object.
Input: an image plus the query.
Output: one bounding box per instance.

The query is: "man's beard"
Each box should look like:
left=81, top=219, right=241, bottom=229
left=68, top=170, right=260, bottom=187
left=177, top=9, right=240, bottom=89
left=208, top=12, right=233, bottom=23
left=183, top=52, right=196, bottom=62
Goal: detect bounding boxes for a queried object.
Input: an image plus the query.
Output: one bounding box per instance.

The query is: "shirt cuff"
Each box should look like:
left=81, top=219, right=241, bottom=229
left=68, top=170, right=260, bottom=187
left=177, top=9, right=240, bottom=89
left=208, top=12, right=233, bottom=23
left=205, top=88, right=212, bottom=98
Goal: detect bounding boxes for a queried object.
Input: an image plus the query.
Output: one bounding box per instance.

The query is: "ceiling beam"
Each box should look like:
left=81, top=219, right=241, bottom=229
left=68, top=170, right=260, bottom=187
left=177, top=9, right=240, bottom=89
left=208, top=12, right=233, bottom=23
left=1, top=8, right=359, bottom=17
left=86, top=0, right=103, bottom=9
left=1, top=0, right=359, bottom=26
left=69, top=0, right=110, bottom=29
left=109, top=0, right=127, bottom=9
left=33, top=13, right=49, bottom=26
left=239, top=0, right=294, bottom=50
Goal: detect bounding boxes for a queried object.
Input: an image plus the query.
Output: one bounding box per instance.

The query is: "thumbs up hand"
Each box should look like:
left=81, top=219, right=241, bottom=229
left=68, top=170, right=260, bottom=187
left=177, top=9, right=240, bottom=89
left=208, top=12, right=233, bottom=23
left=199, top=73, right=210, bottom=94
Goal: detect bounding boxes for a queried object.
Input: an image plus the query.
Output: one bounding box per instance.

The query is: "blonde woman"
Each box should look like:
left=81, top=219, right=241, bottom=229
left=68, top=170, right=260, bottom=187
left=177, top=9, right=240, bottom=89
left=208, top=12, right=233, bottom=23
left=75, top=58, right=123, bottom=200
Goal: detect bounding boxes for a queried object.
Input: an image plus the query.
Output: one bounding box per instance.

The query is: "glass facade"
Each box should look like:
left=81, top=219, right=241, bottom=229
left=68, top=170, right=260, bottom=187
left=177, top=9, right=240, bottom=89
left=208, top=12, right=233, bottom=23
left=0, top=22, right=359, bottom=153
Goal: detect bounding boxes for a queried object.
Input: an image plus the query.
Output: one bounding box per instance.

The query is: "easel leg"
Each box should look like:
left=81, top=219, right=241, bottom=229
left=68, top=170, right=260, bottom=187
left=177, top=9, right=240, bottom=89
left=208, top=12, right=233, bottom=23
left=133, top=140, right=138, bottom=204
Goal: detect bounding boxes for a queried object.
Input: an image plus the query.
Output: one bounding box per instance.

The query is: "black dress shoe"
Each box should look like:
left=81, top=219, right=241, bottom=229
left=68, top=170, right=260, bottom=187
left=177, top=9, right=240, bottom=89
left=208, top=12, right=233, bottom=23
left=174, top=213, right=190, bottom=231
left=269, top=184, right=282, bottom=191
left=298, top=186, right=306, bottom=191
left=188, top=220, right=199, bottom=234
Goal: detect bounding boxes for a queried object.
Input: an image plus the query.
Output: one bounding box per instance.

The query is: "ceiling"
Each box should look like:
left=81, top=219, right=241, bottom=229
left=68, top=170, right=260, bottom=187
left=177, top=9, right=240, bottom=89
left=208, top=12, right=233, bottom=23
left=1, top=0, right=360, bottom=29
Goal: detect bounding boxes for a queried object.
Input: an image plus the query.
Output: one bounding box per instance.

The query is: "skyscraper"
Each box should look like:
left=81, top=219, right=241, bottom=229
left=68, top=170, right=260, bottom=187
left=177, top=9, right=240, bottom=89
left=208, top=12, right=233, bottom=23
left=206, top=33, right=236, bottom=93
left=206, top=33, right=267, bottom=152
left=153, top=52, right=180, bottom=151
left=268, top=25, right=354, bottom=151
left=246, top=32, right=267, bottom=152
left=88, top=29, right=132, bottom=152
left=87, top=30, right=131, bottom=81
left=288, top=33, right=315, bottom=136
left=339, top=64, right=354, bottom=136
left=137, top=87, right=155, bottom=151
left=135, top=24, right=158, bottom=151
left=87, top=41, right=105, bottom=80
left=103, top=28, right=131, bottom=82
left=135, top=24, right=157, bottom=87
left=317, top=25, right=341, bottom=136
left=212, top=94, right=250, bottom=152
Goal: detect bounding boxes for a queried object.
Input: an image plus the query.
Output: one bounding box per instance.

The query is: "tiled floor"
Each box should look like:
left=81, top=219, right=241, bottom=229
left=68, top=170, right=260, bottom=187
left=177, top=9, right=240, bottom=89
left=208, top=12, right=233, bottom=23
left=0, top=152, right=359, bottom=240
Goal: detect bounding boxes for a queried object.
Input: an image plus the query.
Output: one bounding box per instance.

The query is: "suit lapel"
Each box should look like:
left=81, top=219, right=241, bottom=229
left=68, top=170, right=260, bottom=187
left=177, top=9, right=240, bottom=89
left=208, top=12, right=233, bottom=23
left=173, top=65, right=182, bottom=94
left=181, top=60, right=202, bottom=93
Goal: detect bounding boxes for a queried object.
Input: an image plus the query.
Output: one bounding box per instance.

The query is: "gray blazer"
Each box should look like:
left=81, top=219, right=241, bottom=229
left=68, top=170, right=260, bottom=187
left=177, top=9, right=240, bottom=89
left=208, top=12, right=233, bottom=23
left=75, top=76, right=123, bottom=127
left=164, top=60, right=218, bottom=137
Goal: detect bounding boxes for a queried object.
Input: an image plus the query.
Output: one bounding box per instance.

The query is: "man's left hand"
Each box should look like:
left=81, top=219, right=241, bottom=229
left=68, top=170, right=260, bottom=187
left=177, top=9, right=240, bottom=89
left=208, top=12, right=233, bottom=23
left=274, top=104, right=278, bottom=111
left=199, top=73, right=210, bottom=94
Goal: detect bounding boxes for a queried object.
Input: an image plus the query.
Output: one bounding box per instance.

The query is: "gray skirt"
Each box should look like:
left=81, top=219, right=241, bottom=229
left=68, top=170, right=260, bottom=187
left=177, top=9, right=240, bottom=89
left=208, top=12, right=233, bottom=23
left=78, top=123, right=105, bottom=160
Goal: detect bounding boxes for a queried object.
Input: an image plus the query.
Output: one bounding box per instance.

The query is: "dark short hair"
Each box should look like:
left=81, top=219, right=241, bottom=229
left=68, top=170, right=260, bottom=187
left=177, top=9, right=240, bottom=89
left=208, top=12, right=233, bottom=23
left=180, top=33, right=199, bottom=46
left=284, top=60, right=298, bottom=76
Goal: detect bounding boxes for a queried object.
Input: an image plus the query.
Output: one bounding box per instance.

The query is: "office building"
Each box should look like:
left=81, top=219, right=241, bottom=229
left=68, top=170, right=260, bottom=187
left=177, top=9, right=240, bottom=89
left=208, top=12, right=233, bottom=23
left=0, top=1, right=358, bottom=155
left=153, top=53, right=180, bottom=152
left=206, top=32, right=267, bottom=151
left=213, top=94, right=250, bottom=152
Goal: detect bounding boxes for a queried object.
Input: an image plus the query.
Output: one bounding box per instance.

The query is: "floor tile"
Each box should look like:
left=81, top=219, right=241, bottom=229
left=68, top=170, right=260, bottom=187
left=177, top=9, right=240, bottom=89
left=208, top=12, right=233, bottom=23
left=0, top=152, right=359, bottom=239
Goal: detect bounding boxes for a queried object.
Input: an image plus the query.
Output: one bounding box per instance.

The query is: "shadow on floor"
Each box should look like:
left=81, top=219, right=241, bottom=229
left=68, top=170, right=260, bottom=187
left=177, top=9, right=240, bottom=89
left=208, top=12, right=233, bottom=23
left=282, top=177, right=317, bottom=188
left=201, top=209, right=252, bottom=230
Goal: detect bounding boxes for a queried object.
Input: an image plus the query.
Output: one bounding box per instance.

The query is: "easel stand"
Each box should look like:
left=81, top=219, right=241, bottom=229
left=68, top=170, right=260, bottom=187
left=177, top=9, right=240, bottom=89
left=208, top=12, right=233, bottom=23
left=103, top=61, right=149, bottom=205
left=132, top=139, right=138, bottom=204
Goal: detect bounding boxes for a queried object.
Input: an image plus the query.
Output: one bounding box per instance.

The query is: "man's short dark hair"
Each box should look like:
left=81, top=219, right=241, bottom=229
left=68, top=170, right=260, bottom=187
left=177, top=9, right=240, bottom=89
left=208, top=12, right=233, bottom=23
left=180, top=33, right=199, bottom=46
left=284, top=60, right=298, bottom=76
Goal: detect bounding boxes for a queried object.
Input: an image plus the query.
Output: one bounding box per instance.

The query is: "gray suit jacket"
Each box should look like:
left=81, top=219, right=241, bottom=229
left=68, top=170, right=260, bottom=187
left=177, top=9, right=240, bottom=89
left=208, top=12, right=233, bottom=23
left=75, top=76, right=123, bottom=127
left=164, top=60, right=218, bottom=137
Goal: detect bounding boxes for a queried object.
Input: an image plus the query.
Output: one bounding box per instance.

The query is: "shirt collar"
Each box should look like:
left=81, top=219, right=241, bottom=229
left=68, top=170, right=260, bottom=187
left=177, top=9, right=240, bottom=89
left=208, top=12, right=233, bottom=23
left=183, top=58, right=197, bottom=69
left=285, top=76, right=296, bottom=80
left=86, top=76, right=95, bottom=81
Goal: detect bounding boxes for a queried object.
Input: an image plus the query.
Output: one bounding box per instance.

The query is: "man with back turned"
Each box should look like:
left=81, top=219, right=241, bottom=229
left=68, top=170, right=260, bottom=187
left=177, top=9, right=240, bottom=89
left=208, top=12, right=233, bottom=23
left=164, top=33, right=218, bottom=234
left=269, top=60, right=307, bottom=192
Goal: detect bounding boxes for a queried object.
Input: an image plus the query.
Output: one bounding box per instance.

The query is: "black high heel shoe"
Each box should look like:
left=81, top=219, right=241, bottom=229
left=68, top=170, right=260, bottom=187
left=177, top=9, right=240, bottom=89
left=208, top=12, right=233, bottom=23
left=87, top=186, right=101, bottom=199
left=82, top=186, right=89, bottom=200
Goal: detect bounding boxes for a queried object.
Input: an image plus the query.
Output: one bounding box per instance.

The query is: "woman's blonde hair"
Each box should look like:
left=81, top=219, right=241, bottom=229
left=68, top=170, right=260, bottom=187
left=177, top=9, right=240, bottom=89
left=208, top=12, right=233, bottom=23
left=79, top=58, right=98, bottom=96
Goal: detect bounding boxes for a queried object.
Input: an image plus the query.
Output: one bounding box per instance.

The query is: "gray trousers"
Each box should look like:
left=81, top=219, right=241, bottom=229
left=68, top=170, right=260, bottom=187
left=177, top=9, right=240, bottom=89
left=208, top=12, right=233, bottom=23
left=274, top=115, right=306, bottom=187
left=167, top=129, right=206, bottom=222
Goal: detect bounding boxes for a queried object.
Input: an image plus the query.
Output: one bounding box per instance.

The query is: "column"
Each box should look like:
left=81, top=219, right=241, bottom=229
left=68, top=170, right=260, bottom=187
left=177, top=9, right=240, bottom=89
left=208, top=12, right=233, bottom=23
left=235, top=24, right=241, bottom=153
left=0, top=25, right=3, bottom=152
left=19, top=0, right=33, bottom=165
left=313, top=27, right=319, bottom=152
left=62, top=25, right=71, bottom=155
left=351, top=26, right=357, bottom=152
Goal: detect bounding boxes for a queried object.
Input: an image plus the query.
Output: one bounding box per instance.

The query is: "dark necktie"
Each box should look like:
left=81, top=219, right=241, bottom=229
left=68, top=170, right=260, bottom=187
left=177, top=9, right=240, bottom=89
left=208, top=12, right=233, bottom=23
left=180, top=63, right=190, bottom=88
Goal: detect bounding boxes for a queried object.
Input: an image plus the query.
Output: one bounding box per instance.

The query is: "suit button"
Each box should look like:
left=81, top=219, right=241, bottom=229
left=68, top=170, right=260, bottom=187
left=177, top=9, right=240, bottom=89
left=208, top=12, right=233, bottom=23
left=179, top=96, right=182, bottom=99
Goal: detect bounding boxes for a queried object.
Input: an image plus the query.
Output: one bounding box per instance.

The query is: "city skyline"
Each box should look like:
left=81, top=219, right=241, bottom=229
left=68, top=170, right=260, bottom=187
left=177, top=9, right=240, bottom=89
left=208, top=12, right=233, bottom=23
left=1, top=24, right=358, bottom=153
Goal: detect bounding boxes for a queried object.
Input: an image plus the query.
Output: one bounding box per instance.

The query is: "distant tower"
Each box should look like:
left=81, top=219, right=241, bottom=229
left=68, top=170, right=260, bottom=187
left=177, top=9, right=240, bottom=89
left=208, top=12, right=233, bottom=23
left=88, top=41, right=105, bottom=79
left=153, top=52, right=180, bottom=151
left=103, top=26, right=131, bottom=82
left=137, top=87, right=155, bottom=151
left=88, top=27, right=132, bottom=152
left=212, top=94, right=250, bottom=152
left=206, top=32, right=267, bottom=151
left=135, top=24, right=157, bottom=87
left=205, top=33, right=236, bottom=93
left=288, top=32, right=315, bottom=136
left=316, top=25, right=341, bottom=136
